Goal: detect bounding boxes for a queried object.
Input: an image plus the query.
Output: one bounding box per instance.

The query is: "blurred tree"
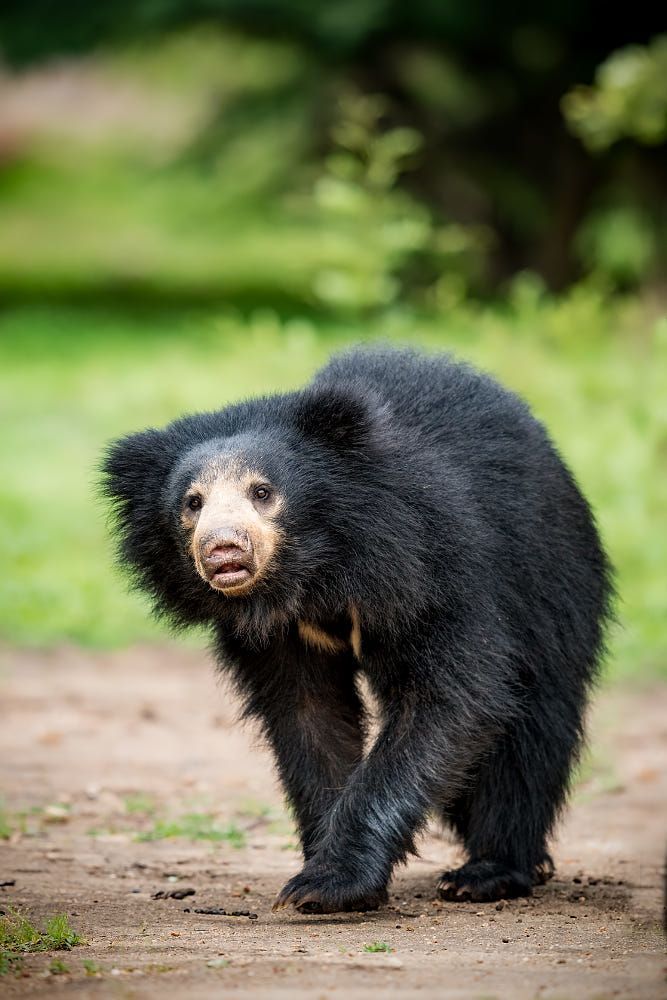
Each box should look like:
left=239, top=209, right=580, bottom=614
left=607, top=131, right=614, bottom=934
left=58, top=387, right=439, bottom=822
left=1, top=1, right=664, bottom=292
left=563, top=35, right=667, bottom=151
left=563, top=36, right=667, bottom=288
left=305, top=89, right=492, bottom=309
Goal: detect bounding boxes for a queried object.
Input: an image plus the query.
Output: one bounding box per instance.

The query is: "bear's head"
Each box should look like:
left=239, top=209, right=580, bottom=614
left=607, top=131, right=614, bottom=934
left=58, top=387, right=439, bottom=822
left=100, top=384, right=413, bottom=638
left=168, top=436, right=287, bottom=598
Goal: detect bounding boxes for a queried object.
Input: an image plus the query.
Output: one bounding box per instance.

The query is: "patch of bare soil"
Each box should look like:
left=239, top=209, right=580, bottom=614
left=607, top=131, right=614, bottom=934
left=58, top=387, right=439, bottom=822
left=0, top=645, right=664, bottom=999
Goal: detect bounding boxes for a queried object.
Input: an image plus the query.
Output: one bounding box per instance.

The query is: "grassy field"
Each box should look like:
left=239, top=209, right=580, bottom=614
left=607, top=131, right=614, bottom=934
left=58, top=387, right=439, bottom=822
left=1, top=290, right=665, bottom=680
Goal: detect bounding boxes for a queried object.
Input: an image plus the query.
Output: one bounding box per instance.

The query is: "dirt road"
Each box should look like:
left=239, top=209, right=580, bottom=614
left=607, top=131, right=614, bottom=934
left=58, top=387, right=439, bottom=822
left=0, top=645, right=664, bottom=998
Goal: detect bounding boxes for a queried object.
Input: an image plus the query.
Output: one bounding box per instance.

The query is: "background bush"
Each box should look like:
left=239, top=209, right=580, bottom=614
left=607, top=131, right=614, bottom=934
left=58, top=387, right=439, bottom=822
left=0, top=7, right=665, bottom=301
left=0, top=4, right=664, bottom=681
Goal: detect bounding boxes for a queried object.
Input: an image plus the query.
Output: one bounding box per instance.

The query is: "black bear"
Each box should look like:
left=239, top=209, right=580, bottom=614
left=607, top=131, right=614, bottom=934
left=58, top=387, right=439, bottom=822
left=102, top=347, right=612, bottom=913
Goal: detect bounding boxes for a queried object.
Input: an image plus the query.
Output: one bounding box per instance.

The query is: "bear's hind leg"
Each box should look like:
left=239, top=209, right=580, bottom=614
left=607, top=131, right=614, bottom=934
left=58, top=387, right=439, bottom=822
left=438, top=704, right=578, bottom=902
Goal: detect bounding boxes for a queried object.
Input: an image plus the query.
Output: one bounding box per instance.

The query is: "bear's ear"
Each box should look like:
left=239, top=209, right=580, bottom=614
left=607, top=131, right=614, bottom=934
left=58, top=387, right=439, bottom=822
left=294, top=386, right=381, bottom=452
left=99, top=428, right=176, bottom=514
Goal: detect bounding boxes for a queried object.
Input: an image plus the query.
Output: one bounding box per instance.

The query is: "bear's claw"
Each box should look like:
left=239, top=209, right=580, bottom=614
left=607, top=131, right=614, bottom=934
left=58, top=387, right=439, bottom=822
left=273, top=870, right=388, bottom=914
left=437, top=860, right=533, bottom=903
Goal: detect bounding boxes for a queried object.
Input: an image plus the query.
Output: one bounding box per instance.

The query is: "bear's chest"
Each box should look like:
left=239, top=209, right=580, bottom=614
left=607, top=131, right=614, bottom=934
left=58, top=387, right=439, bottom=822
left=298, top=605, right=362, bottom=663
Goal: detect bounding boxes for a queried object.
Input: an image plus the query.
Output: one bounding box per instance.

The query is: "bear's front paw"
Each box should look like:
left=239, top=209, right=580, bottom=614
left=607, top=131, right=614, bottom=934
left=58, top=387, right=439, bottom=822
left=273, top=868, right=388, bottom=914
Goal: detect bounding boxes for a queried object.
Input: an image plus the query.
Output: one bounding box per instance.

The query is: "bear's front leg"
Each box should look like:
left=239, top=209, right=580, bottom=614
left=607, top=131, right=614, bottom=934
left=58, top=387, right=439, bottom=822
left=240, top=642, right=366, bottom=868
left=273, top=682, right=508, bottom=914
left=273, top=700, right=428, bottom=913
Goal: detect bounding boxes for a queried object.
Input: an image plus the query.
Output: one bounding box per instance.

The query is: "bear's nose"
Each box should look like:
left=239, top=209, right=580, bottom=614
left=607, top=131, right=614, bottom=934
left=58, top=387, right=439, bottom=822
left=203, top=542, right=247, bottom=567
left=201, top=528, right=252, bottom=562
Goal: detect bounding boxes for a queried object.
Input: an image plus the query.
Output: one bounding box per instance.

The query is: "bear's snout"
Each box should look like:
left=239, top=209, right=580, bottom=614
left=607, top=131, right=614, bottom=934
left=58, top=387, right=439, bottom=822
left=196, top=532, right=257, bottom=592
left=202, top=528, right=251, bottom=558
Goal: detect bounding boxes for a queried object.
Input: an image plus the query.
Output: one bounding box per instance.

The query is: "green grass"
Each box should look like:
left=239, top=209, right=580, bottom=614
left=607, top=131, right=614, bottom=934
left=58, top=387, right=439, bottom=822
left=0, top=801, right=47, bottom=839
left=0, top=909, right=83, bottom=974
left=0, top=953, right=21, bottom=977
left=48, top=958, right=70, bottom=975
left=85, top=808, right=246, bottom=844
left=0, top=802, right=12, bottom=840
left=363, top=941, right=394, bottom=953
left=124, top=793, right=158, bottom=815
left=0, top=289, right=665, bottom=679
left=136, top=813, right=246, bottom=845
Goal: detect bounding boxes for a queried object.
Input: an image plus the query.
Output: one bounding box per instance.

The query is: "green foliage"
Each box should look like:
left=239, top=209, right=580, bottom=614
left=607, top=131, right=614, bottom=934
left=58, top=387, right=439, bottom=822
left=308, top=90, right=488, bottom=309
left=575, top=204, right=658, bottom=288
left=0, top=31, right=319, bottom=307
left=0, top=802, right=47, bottom=839
left=136, top=814, right=246, bottom=845
left=310, top=91, right=428, bottom=309
left=42, top=915, right=84, bottom=951
left=0, top=7, right=665, bottom=296
left=82, top=959, right=102, bottom=975
left=0, top=295, right=664, bottom=681
left=0, top=802, right=12, bottom=840
left=124, top=793, right=158, bottom=815
left=564, top=38, right=667, bottom=288
left=48, top=958, right=70, bottom=975
left=0, top=909, right=83, bottom=955
left=0, top=25, right=664, bottom=303
left=363, top=941, right=393, bottom=953
left=0, top=44, right=486, bottom=312
left=235, top=799, right=273, bottom=819
left=563, top=36, right=667, bottom=152
left=0, top=952, right=22, bottom=976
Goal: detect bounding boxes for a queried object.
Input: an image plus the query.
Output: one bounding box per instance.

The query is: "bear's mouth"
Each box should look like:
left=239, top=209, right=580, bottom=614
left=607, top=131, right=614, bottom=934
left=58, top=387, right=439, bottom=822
left=201, top=549, right=256, bottom=592
left=210, top=562, right=253, bottom=589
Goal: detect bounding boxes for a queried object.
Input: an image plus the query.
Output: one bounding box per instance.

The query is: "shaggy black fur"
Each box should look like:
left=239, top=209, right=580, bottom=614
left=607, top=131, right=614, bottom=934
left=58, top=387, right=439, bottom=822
left=101, top=347, right=613, bottom=913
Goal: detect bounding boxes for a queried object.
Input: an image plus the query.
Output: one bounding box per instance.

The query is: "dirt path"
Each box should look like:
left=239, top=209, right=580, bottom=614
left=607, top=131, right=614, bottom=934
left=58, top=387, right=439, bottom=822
left=0, top=645, right=664, bottom=998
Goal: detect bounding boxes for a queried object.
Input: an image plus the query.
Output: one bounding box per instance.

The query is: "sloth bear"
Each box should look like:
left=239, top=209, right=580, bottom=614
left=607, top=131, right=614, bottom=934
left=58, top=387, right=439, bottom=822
left=102, top=347, right=612, bottom=913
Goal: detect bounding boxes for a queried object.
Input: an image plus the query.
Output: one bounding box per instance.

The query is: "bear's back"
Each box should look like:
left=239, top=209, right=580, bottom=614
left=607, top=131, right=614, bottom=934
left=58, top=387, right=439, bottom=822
left=311, top=346, right=541, bottom=457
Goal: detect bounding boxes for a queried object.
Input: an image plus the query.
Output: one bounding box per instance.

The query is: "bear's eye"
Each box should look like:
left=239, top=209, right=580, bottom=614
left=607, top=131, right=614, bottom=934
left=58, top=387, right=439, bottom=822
left=253, top=485, right=272, bottom=502
left=186, top=494, right=203, bottom=512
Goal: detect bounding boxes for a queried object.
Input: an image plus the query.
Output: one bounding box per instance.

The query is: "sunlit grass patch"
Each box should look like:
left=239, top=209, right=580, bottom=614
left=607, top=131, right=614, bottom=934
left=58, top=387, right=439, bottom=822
left=124, top=793, right=158, bottom=815
left=0, top=909, right=83, bottom=967
left=136, top=813, right=246, bottom=846
left=0, top=953, right=22, bottom=976
left=48, top=958, right=70, bottom=975
left=234, top=798, right=273, bottom=820
left=0, top=802, right=54, bottom=839
left=0, top=802, right=11, bottom=840
left=82, top=959, right=103, bottom=975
